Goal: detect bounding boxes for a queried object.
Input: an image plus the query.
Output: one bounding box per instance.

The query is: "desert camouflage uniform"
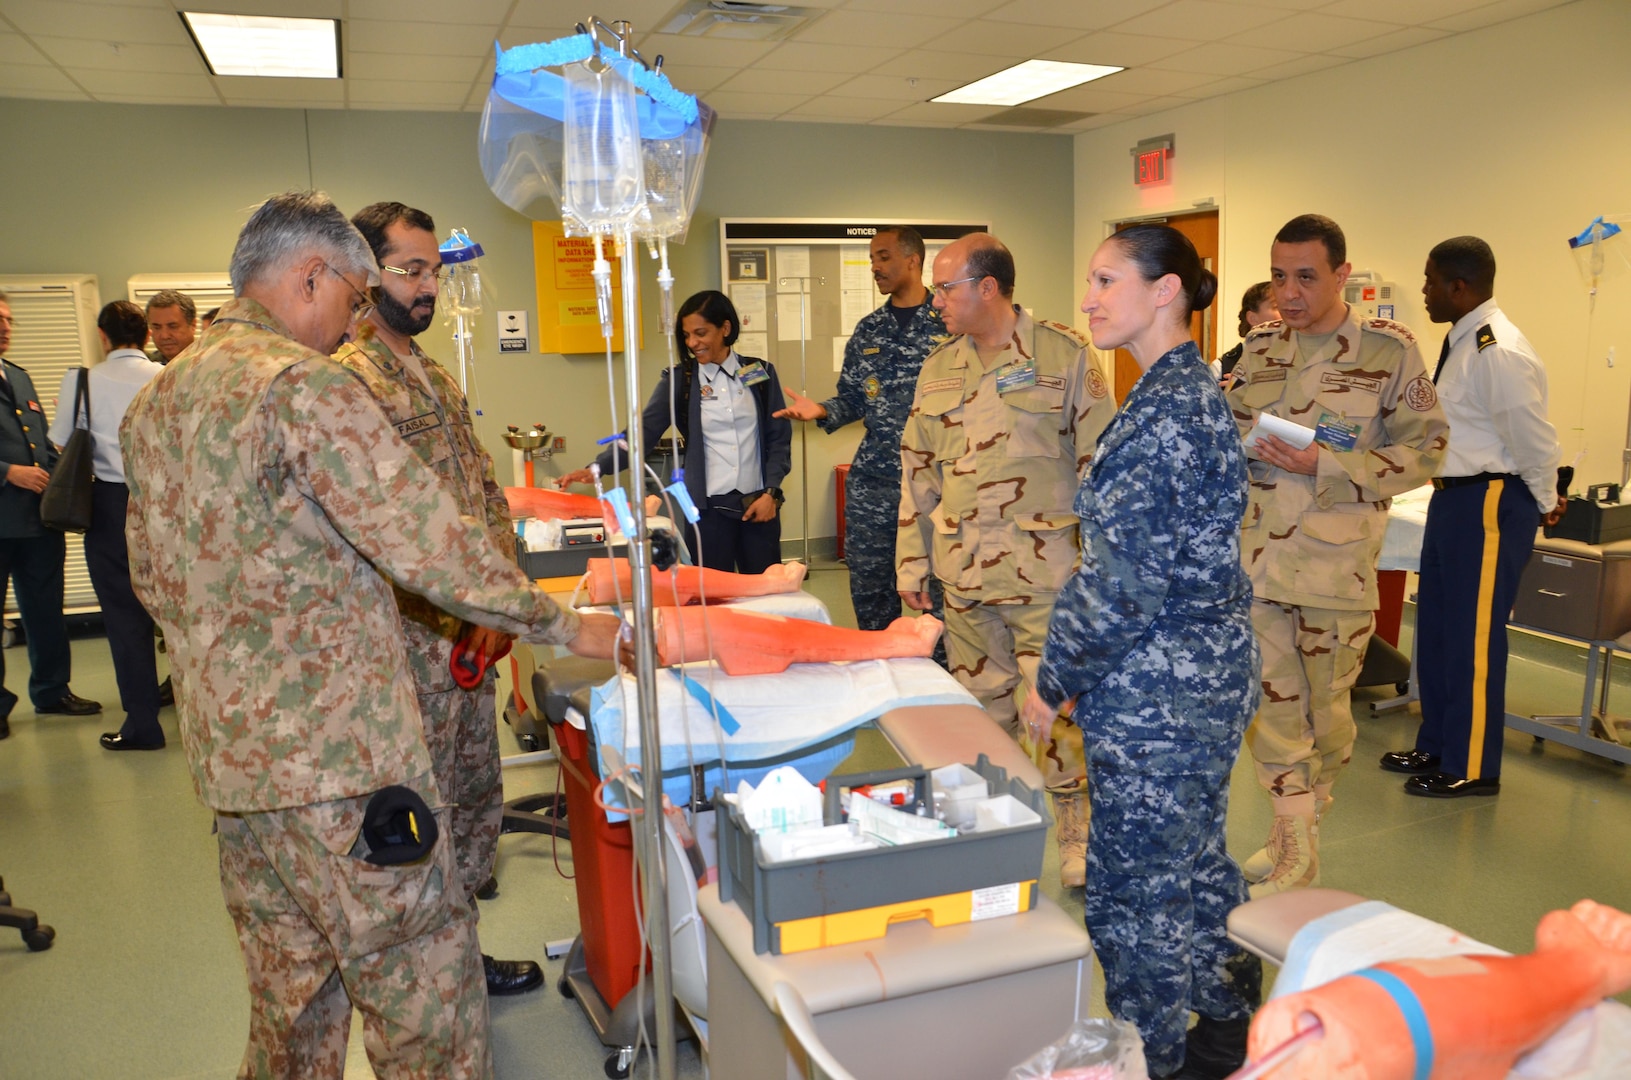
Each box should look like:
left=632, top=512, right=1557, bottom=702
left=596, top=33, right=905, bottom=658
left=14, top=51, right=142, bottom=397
left=122, top=297, right=583, bottom=1080
left=335, top=323, right=512, bottom=902
left=818, top=300, right=946, bottom=631
left=1036, top=341, right=1261, bottom=1076
left=1227, top=307, right=1448, bottom=799
left=897, top=307, right=1115, bottom=793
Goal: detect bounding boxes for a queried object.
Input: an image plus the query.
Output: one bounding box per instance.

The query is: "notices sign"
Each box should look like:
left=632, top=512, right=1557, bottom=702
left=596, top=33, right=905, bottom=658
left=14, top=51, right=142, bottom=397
left=531, top=221, right=643, bottom=354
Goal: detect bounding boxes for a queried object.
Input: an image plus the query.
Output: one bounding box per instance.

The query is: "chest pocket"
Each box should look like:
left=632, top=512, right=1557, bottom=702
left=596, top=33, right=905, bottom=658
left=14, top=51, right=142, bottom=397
left=1003, top=381, right=1067, bottom=459
left=1236, top=379, right=1286, bottom=413
left=1312, top=384, right=1381, bottom=421
left=918, top=385, right=968, bottom=463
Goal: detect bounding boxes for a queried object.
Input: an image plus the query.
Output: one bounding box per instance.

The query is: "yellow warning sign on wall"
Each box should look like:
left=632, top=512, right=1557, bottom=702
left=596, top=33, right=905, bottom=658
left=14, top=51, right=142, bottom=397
left=531, top=221, right=642, bottom=354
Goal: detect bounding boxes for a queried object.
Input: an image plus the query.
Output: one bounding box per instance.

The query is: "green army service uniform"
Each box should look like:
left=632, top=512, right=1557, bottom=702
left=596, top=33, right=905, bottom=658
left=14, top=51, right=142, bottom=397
left=1227, top=307, right=1448, bottom=800
left=336, top=323, right=512, bottom=905
left=897, top=308, right=1116, bottom=793
left=122, top=298, right=584, bottom=1080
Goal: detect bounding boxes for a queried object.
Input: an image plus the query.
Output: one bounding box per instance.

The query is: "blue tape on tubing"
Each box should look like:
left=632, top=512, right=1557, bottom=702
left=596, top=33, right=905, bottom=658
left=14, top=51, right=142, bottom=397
left=1352, top=968, right=1434, bottom=1080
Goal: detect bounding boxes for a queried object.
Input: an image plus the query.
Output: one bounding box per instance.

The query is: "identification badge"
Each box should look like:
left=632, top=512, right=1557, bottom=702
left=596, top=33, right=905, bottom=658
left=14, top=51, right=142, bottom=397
left=699, top=384, right=716, bottom=400
left=736, top=361, right=769, bottom=386
left=995, top=359, right=1038, bottom=394
left=1315, top=411, right=1361, bottom=451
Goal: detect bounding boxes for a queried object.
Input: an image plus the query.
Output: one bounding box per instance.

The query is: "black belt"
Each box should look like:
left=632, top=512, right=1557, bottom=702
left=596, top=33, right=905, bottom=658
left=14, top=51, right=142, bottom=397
left=1431, top=472, right=1520, bottom=490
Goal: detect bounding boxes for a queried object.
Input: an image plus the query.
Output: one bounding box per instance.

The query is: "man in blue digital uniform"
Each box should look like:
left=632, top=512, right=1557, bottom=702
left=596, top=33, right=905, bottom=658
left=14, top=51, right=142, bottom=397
left=0, top=289, right=101, bottom=741
left=776, top=225, right=946, bottom=632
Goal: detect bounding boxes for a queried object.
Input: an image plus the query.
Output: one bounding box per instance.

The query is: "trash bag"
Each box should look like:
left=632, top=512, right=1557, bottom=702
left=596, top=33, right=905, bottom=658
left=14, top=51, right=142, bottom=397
left=1005, top=1018, right=1148, bottom=1080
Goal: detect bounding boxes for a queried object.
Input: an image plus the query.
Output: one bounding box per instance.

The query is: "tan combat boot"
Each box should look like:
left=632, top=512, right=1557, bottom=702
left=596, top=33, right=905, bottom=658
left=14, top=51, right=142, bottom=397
left=1240, top=787, right=1332, bottom=883
left=1247, top=793, right=1320, bottom=899
left=1053, top=792, right=1088, bottom=889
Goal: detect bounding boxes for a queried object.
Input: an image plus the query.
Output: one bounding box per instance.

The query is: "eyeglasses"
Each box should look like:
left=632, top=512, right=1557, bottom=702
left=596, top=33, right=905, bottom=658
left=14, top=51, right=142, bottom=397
left=381, top=262, right=446, bottom=286
left=322, top=261, right=374, bottom=320
left=930, top=276, right=981, bottom=298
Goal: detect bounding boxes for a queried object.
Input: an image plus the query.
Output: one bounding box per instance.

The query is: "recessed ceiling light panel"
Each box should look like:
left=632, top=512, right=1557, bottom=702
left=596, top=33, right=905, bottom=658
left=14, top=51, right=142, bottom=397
left=182, top=11, right=341, bottom=79
left=932, top=59, right=1122, bottom=108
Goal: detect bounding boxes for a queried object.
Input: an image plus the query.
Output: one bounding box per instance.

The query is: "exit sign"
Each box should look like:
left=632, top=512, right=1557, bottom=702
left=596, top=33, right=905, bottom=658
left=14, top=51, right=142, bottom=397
left=1136, top=149, right=1167, bottom=185
left=1131, top=133, right=1175, bottom=186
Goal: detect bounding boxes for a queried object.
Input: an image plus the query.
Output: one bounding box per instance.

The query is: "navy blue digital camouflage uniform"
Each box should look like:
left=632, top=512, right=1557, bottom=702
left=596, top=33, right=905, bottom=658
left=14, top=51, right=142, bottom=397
left=818, top=300, right=946, bottom=631
left=1036, top=342, right=1261, bottom=1078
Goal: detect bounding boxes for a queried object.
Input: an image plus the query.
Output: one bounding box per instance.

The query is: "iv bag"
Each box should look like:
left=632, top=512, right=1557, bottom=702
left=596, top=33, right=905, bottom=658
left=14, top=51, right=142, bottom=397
left=479, top=67, right=570, bottom=225
left=439, top=229, right=487, bottom=317
left=638, top=100, right=716, bottom=244
left=562, top=59, right=644, bottom=233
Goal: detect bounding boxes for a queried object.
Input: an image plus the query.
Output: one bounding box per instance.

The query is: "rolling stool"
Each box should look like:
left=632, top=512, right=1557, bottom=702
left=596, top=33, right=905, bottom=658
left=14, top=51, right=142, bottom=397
left=1226, top=887, right=1367, bottom=965
left=0, top=875, right=56, bottom=952
left=498, top=655, right=618, bottom=842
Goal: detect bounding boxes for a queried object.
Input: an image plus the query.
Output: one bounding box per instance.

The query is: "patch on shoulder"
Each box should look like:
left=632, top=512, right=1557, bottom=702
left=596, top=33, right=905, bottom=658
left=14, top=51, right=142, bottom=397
left=1365, top=318, right=1417, bottom=346
left=1403, top=375, right=1438, bottom=412
left=1245, top=319, right=1285, bottom=341
left=1085, top=367, right=1108, bottom=399
left=1475, top=324, right=1497, bottom=352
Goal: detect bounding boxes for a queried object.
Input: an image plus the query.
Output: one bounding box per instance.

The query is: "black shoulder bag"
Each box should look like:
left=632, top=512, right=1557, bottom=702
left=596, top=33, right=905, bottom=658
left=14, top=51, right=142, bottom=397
left=40, top=367, right=94, bottom=533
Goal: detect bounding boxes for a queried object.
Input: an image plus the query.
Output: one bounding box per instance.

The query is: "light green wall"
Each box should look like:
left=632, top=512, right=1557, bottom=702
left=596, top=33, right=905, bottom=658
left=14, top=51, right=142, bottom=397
left=0, top=101, right=1074, bottom=539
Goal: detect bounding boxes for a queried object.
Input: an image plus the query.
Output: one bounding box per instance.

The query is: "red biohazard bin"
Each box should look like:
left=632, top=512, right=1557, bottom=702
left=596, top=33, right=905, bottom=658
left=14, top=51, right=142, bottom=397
left=835, top=463, right=851, bottom=561
left=554, top=714, right=645, bottom=1008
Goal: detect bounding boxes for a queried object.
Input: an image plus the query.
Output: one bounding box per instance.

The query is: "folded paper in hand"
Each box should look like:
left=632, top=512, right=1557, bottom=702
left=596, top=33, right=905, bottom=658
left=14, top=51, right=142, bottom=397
left=1242, top=412, right=1316, bottom=454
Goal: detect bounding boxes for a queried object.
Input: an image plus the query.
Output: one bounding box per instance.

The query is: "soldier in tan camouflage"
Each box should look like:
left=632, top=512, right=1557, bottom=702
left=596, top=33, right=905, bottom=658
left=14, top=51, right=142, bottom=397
left=1226, top=214, right=1448, bottom=898
left=121, top=191, right=623, bottom=1079
left=334, top=201, right=542, bottom=998
left=896, top=233, right=1116, bottom=888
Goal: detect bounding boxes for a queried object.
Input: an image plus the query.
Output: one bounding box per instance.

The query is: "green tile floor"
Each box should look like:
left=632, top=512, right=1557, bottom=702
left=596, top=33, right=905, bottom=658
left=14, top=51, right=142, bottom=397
left=1, top=564, right=1628, bottom=1078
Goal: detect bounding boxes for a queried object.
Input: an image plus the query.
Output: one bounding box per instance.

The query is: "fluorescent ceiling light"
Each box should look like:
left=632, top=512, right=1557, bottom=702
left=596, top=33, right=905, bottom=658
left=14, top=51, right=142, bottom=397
left=932, top=59, right=1123, bottom=107
left=182, top=12, right=341, bottom=79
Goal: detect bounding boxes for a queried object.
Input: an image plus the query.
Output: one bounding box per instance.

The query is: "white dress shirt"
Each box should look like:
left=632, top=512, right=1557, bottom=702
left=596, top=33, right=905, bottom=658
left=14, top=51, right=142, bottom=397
left=696, top=350, right=764, bottom=497
left=48, top=348, right=165, bottom=483
left=1434, top=296, right=1560, bottom=512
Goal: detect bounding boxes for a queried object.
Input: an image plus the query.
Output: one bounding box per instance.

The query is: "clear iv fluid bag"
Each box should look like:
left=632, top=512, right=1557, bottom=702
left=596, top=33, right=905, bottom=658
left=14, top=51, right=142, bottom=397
left=480, top=72, right=568, bottom=225
left=638, top=101, right=716, bottom=244
left=562, top=61, right=644, bottom=233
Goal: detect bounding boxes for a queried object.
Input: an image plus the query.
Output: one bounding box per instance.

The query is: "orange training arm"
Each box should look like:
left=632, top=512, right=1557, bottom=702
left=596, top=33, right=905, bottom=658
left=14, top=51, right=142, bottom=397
left=505, top=486, right=611, bottom=522
left=654, top=609, right=943, bottom=676
left=585, top=558, right=808, bottom=607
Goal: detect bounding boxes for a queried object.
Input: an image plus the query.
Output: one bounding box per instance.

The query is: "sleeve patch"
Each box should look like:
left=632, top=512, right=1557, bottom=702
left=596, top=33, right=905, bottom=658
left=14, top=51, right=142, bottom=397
left=1475, top=324, right=1497, bottom=352
left=1404, top=375, right=1438, bottom=412
left=1085, top=368, right=1108, bottom=399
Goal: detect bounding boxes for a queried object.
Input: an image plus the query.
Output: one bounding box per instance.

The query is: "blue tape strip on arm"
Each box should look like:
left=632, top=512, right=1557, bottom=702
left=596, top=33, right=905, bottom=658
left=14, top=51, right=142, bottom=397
left=1352, top=968, right=1434, bottom=1080
left=675, top=670, right=740, bottom=735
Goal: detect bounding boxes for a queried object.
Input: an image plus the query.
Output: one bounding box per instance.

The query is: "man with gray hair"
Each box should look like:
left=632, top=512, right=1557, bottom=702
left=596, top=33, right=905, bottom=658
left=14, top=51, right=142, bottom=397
left=122, top=190, right=623, bottom=1077
left=144, top=288, right=197, bottom=364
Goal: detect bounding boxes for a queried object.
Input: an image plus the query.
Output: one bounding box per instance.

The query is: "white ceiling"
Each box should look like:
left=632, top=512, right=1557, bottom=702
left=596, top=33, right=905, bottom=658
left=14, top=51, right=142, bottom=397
left=0, top=0, right=1575, bottom=131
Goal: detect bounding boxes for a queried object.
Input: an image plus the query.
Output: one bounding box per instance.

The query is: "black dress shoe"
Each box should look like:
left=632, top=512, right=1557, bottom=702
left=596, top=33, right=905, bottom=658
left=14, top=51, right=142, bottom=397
left=100, top=732, right=165, bottom=751
left=1404, top=771, right=1500, bottom=798
left=1180, top=1014, right=1251, bottom=1079
left=36, top=692, right=101, bottom=716
left=483, top=954, right=544, bottom=996
left=158, top=677, right=175, bottom=707
left=1379, top=748, right=1439, bottom=774
left=475, top=875, right=499, bottom=900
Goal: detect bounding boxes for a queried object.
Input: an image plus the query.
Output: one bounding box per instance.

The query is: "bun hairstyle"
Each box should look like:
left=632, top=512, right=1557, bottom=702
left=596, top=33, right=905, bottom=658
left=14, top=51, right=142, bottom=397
left=1238, top=281, right=1275, bottom=337
left=1110, top=224, right=1216, bottom=318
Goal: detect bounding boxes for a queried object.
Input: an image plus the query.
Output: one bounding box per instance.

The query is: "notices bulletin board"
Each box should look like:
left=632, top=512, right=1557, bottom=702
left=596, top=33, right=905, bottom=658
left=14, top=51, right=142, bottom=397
left=531, top=221, right=644, bottom=354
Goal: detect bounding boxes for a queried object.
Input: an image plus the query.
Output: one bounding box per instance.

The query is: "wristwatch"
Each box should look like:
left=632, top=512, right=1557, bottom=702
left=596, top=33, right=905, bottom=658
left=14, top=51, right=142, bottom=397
left=767, top=486, right=785, bottom=508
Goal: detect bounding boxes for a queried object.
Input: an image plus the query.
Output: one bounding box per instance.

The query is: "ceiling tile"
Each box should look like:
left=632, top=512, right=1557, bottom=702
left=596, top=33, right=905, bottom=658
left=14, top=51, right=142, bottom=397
left=1117, top=94, right=1194, bottom=118
left=187, top=0, right=341, bottom=16
left=1039, top=30, right=1200, bottom=68
left=1112, top=0, right=1286, bottom=42
left=1151, top=41, right=1308, bottom=76
left=779, top=96, right=902, bottom=122
left=632, top=33, right=778, bottom=69
left=346, top=79, right=470, bottom=106
left=1324, top=25, right=1451, bottom=60
left=0, top=32, right=50, bottom=65
left=350, top=99, right=463, bottom=112
left=984, top=0, right=1170, bottom=31
left=217, top=79, right=345, bottom=105
left=920, top=18, right=1084, bottom=58
left=754, top=41, right=902, bottom=74
left=1230, top=11, right=1403, bottom=54
left=1317, top=0, right=1489, bottom=23
left=1246, top=53, right=1353, bottom=81
left=719, top=67, right=847, bottom=95
left=1424, top=0, right=1572, bottom=32
left=826, top=72, right=955, bottom=102
left=879, top=49, right=1012, bottom=84
left=347, top=0, right=512, bottom=23
left=845, top=0, right=1006, bottom=17
left=0, top=1, right=186, bottom=44
left=1059, top=113, right=1133, bottom=132
left=651, top=64, right=738, bottom=93
left=30, top=37, right=202, bottom=75
left=509, top=0, right=686, bottom=31
left=1027, top=83, right=1159, bottom=113
left=697, top=90, right=811, bottom=117
left=883, top=100, right=1003, bottom=125
left=346, top=19, right=497, bottom=57
left=0, top=64, right=86, bottom=96
left=65, top=67, right=214, bottom=95
left=346, top=51, right=484, bottom=83
left=1186, top=74, right=1266, bottom=97
left=496, top=25, right=579, bottom=50
left=791, top=10, right=962, bottom=49
left=1093, top=67, right=1221, bottom=96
